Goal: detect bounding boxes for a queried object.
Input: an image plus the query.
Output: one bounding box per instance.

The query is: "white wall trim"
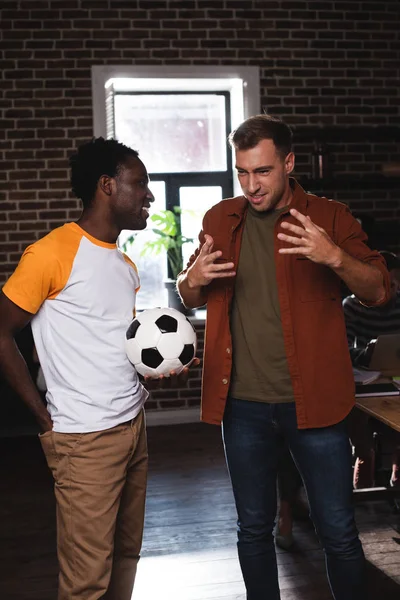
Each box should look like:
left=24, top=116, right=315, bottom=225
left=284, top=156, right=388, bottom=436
left=145, top=407, right=201, bottom=427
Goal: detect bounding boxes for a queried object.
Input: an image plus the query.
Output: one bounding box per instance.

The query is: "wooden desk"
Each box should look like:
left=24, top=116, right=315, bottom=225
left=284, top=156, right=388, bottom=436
left=354, top=395, right=400, bottom=505
left=355, top=394, right=400, bottom=433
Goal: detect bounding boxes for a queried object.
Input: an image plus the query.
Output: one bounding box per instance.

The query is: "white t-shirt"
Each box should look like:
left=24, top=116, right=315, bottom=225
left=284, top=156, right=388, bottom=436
left=3, top=222, right=148, bottom=433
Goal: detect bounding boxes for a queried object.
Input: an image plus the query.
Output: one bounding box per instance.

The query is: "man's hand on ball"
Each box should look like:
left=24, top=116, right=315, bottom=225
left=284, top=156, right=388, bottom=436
left=186, top=234, right=236, bottom=289
left=142, top=357, right=201, bottom=390
left=277, top=208, right=343, bottom=268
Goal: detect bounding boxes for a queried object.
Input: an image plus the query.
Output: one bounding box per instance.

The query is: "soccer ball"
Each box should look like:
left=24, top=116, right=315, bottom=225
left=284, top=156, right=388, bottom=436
left=125, top=307, right=197, bottom=378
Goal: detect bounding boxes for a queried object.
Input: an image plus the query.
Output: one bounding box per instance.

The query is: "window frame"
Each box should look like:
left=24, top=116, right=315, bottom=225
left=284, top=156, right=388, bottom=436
left=92, top=64, right=260, bottom=197
left=91, top=65, right=260, bottom=305
left=113, top=88, right=234, bottom=204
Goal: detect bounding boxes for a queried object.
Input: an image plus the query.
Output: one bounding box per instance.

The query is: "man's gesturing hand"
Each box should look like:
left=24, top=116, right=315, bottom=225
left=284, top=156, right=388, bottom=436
left=277, top=208, right=343, bottom=268
left=187, top=234, right=236, bottom=289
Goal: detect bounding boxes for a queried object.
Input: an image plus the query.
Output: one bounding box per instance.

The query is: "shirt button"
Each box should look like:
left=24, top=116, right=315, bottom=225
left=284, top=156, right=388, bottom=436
left=226, top=348, right=231, bottom=354
left=222, top=378, right=228, bottom=385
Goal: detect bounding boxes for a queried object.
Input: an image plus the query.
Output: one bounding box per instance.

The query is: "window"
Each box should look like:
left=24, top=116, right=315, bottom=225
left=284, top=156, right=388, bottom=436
left=114, top=92, right=228, bottom=173
left=92, top=66, right=260, bottom=309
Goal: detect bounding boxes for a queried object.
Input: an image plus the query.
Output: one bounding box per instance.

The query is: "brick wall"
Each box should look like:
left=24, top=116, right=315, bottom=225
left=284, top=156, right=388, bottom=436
left=1, top=0, right=400, bottom=419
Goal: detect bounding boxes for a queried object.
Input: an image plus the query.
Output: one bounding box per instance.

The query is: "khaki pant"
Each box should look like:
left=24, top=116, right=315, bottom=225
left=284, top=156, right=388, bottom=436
left=39, top=410, right=148, bottom=600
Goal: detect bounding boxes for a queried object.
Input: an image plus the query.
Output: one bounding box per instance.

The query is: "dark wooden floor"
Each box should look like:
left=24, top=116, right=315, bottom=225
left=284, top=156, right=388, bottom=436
left=1, top=423, right=400, bottom=600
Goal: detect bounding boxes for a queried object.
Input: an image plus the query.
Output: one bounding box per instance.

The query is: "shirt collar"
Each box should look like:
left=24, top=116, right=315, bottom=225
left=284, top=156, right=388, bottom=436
left=227, top=177, right=310, bottom=218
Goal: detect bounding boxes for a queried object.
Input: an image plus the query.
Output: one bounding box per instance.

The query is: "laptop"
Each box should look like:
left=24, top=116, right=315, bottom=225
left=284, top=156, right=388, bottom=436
left=368, top=333, right=400, bottom=376
left=355, top=381, right=400, bottom=397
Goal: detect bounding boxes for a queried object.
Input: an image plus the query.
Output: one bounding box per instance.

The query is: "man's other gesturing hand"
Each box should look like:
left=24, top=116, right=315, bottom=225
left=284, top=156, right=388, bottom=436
left=187, top=234, right=236, bottom=289
left=278, top=208, right=342, bottom=268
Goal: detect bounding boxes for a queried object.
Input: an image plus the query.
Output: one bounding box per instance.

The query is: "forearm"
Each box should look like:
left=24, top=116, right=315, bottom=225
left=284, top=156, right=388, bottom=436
left=0, top=335, right=52, bottom=431
left=176, top=271, right=208, bottom=309
left=331, top=249, right=386, bottom=304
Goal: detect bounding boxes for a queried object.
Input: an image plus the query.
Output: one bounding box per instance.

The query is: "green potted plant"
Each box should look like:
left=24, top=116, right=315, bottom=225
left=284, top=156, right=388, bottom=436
left=121, top=206, right=195, bottom=314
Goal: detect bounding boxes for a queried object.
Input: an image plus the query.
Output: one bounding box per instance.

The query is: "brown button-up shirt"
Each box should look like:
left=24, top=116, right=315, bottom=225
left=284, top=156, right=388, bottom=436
left=185, top=180, right=390, bottom=429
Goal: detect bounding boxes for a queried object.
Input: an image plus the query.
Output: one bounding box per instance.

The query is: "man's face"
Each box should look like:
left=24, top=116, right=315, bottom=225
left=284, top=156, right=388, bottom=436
left=112, top=156, right=154, bottom=231
left=235, top=138, right=295, bottom=212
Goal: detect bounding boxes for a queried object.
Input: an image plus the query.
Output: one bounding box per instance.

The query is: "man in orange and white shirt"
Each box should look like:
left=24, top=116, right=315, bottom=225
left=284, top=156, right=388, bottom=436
left=0, top=138, right=195, bottom=600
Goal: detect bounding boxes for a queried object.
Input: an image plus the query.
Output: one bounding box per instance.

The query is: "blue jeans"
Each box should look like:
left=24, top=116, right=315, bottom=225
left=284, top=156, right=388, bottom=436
left=222, top=398, right=365, bottom=600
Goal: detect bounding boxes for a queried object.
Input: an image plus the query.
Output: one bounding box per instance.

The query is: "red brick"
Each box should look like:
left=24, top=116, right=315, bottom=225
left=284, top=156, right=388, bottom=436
left=15, top=161, right=44, bottom=170
left=35, top=150, right=66, bottom=160
left=48, top=200, right=77, bottom=209
left=36, top=50, right=64, bottom=59
left=43, top=139, right=74, bottom=149
left=19, top=202, right=48, bottom=210
left=0, top=243, right=21, bottom=253
left=57, top=6, right=86, bottom=16
left=8, top=193, right=35, bottom=202
left=38, top=191, right=69, bottom=200
left=187, top=398, right=201, bottom=407
left=38, top=211, right=67, bottom=220
left=9, top=232, right=40, bottom=241
left=0, top=265, right=17, bottom=274
left=9, top=211, right=38, bottom=222
left=9, top=171, right=39, bottom=181
left=32, top=30, right=62, bottom=40
left=20, top=0, right=50, bottom=8
left=159, top=399, right=187, bottom=409
left=0, top=223, right=17, bottom=232
left=19, top=181, right=47, bottom=190
left=38, top=170, right=68, bottom=180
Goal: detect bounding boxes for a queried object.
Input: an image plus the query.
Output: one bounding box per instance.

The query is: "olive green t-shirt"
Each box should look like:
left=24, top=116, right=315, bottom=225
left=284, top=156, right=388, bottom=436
left=229, top=204, right=294, bottom=403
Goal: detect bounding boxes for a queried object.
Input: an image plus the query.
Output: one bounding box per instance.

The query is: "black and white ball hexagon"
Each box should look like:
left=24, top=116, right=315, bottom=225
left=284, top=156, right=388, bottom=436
left=125, top=307, right=197, bottom=378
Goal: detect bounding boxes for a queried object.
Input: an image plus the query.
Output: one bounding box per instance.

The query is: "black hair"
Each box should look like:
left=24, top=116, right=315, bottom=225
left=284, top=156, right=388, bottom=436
left=228, top=114, right=293, bottom=159
left=69, top=137, right=139, bottom=208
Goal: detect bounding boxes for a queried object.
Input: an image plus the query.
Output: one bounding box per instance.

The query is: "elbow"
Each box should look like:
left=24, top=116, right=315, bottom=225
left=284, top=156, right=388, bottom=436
left=182, top=299, right=204, bottom=310
left=175, top=278, right=188, bottom=305
left=175, top=283, right=193, bottom=310
left=371, top=270, right=390, bottom=306
left=176, top=281, right=207, bottom=310
left=375, top=284, right=389, bottom=306
left=371, top=265, right=391, bottom=306
left=359, top=272, right=389, bottom=307
left=178, top=290, right=206, bottom=310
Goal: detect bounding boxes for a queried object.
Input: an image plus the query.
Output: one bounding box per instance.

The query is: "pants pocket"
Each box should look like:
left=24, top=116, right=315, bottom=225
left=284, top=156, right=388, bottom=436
left=38, top=430, right=59, bottom=477
left=52, top=431, right=85, bottom=462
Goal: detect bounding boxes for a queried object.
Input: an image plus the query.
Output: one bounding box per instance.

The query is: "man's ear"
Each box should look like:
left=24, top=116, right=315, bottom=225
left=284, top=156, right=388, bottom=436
left=285, top=152, right=295, bottom=175
left=98, top=174, right=114, bottom=196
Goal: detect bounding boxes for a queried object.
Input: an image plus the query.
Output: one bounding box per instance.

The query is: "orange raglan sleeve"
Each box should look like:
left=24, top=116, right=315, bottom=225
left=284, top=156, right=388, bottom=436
left=121, top=252, right=141, bottom=318
left=2, top=242, right=60, bottom=315
left=122, top=253, right=141, bottom=294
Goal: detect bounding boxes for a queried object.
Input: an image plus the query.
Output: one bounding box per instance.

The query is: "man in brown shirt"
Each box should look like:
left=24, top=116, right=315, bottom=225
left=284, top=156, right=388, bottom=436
left=177, top=115, right=389, bottom=600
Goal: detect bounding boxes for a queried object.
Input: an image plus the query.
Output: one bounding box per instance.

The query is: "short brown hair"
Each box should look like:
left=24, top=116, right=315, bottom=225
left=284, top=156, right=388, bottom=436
left=228, top=114, right=293, bottom=158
